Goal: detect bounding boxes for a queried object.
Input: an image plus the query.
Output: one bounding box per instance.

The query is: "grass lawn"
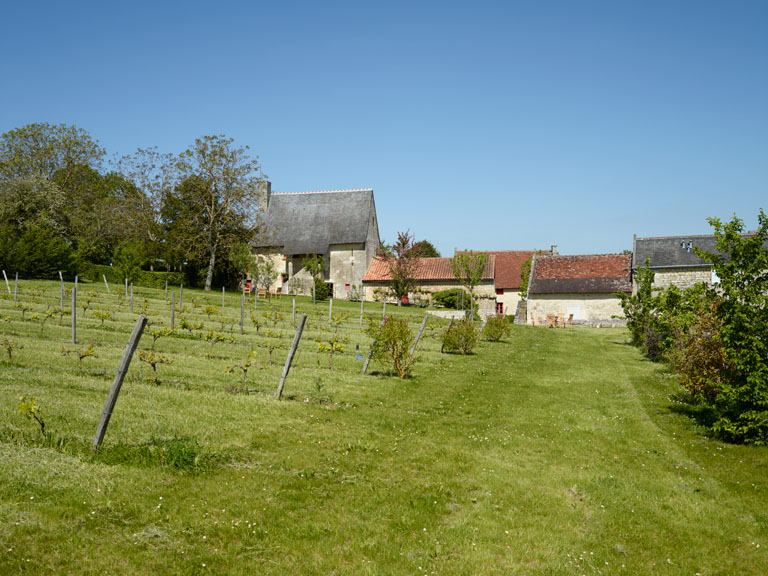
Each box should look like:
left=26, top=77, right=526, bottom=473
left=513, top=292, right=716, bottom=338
left=0, top=279, right=766, bottom=575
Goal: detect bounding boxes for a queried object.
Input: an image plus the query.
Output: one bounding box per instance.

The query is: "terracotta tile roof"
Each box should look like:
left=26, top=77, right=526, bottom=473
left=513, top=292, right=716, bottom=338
left=363, top=256, right=495, bottom=282
left=530, top=253, right=632, bottom=294
left=485, top=250, right=534, bottom=289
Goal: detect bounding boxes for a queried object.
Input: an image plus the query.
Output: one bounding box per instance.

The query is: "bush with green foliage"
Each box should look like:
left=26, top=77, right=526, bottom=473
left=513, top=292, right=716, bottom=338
left=482, top=314, right=512, bottom=342
left=314, top=277, right=330, bottom=301
left=0, top=225, right=75, bottom=278
left=696, top=211, right=768, bottom=444
left=89, top=264, right=185, bottom=289
left=432, top=288, right=477, bottom=312
left=442, top=317, right=478, bottom=355
left=365, top=317, right=415, bottom=378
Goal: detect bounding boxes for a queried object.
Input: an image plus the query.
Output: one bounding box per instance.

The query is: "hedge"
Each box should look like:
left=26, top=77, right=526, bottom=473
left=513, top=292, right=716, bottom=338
left=88, top=264, right=185, bottom=290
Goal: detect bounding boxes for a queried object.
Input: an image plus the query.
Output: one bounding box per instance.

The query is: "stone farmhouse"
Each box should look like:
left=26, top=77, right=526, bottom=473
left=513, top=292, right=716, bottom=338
left=486, top=250, right=534, bottom=316
left=362, top=255, right=497, bottom=313
left=526, top=253, right=632, bottom=326
left=252, top=183, right=380, bottom=299
left=632, top=234, right=722, bottom=290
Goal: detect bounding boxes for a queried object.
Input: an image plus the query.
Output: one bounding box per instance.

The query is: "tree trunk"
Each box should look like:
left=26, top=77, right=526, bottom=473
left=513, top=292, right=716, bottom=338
left=205, top=242, right=218, bottom=291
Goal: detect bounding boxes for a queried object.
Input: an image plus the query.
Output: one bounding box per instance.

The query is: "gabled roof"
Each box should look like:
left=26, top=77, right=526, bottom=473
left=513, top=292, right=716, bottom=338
left=363, top=256, right=495, bottom=283
left=632, top=233, right=767, bottom=268
left=254, top=189, right=376, bottom=255
left=529, top=253, right=632, bottom=294
left=633, top=235, right=719, bottom=269
left=485, top=250, right=534, bottom=289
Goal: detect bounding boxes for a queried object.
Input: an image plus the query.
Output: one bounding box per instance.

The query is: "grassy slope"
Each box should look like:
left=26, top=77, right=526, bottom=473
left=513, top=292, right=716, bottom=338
left=0, top=280, right=766, bottom=575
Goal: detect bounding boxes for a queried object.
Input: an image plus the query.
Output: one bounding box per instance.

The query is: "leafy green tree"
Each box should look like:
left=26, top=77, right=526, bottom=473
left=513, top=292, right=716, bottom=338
left=451, top=250, right=489, bottom=320
left=0, top=225, right=74, bottom=278
left=113, top=241, right=144, bottom=284
left=380, top=231, right=424, bottom=306
left=519, top=255, right=532, bottom=300
left=410, top=239, right=440, bottom=258
left=365, top=317, right=416, bottom=378
left=303, top=255, right=325, bottom=304
left=0, top=176, right=66, bottom=234
left=696, top=210, right=768, bottom=444
left=229, top=242, right=253, bottom=285
left=173, top=135, right=264, bottom=291
left=0, top=123, right=104, bottom=184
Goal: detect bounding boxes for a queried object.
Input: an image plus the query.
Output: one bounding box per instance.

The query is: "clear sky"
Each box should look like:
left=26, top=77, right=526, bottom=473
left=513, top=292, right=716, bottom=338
left=2, top=0, right=766, bottom=256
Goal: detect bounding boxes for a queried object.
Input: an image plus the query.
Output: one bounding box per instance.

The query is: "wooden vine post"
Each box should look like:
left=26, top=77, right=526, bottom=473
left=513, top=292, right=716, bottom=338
left=240, top=291, right=245, bottom=334
left=410, top=314, right=429, bottom=357
left=170, top=292, right=176, bottom=330
left=14, top=272, right=18, bottom=301
left=276, top=313, right=307, bottom=400
left=92, top=315, right=147, bottom=451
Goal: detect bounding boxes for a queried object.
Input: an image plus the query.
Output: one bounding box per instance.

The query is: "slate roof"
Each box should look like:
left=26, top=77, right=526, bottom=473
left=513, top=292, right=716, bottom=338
left=254, top=189, right=376, bottom=255
left=633, top=235, right=720, bottom=269
left=529, top=253, right=632, bottom=294
left=485, top=250, right=534, bottom=289
left=633, top=233, right=768, bottom=269
left=363, top=256, right=495, bottom=282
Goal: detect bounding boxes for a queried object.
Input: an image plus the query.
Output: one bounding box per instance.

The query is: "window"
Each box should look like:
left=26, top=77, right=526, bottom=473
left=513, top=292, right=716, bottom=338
left=495, top=288, right=504, bottom=295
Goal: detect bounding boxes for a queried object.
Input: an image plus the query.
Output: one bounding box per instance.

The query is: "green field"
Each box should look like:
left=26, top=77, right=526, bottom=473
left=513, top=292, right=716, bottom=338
left=1, top=280, right=766, bottom=575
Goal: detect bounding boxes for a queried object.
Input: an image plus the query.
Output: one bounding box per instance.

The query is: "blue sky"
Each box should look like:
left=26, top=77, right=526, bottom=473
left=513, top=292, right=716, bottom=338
left=2, top=0, right=766, bottom=255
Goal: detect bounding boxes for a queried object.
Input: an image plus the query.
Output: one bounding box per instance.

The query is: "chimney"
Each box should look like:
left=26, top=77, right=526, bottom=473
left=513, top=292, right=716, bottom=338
left=551, top=245, right=558, bottom=255
left=257, top=180, right=272, bottom=213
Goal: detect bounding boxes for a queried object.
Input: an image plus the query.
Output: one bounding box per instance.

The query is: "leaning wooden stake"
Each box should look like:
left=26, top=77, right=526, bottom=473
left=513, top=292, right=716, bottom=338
left=440, top=317, right=455, bottom=354
left=276, top=314, right=307, bottom=400
left=410, top=314, right=429, bottom=357
left=92, top=315, right=147, bottom=451
left=2, top=270, right=9, bottom=294
left=103, top=274, right=110, bottom=294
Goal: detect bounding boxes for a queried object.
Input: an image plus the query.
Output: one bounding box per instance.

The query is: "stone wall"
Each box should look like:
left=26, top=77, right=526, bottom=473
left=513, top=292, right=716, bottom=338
left=651, top=267, right=712, bottom=290
left=363, top=280, right=496, bottom=311
left=496, top=288, right=523, bottom=316
left=527, top=293, right=626, bottom=327
left=329, top=243, right=367, bottom=299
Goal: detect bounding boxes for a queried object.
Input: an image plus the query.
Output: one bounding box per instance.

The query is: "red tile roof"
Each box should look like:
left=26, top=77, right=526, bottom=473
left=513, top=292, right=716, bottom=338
left=363, top=256, right=495, bottom=282
left=530, top=253, right=632, bottom=294
left=485, top=250, right=534, bottom=289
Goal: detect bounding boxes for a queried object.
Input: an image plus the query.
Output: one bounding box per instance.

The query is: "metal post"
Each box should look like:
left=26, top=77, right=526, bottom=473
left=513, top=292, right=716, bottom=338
left=130, top=283, right=134, bottom=314
left=171, top=292, right=175, bottom=330
left=14, top=272, right=18, bottom=301
left=410, top=314, right=429, bottom=357
left=240, top=291, right=245, bottom=334
left=71, top=278, right=77, bottom=344
left=103, top=274, right=110, bottom=294
left=2, top=270, right=9, bottom=294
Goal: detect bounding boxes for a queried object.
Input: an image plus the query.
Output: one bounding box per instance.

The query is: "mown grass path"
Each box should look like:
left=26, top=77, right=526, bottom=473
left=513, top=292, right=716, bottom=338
left=0, top=282, right=766, bottom=574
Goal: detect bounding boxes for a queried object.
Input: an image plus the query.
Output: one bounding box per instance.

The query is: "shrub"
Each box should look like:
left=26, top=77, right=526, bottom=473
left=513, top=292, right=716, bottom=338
left=482, top=314, right=511, bottom=342
left=89, top=264, right=185, bottom=289
left=365, top=317, right=415, bottom=378
left=432, top=288, right=477, bottom=312
left=314, top=277, right=330, bottom=301
left=0, top=225, right=75, bottom=279
left=442, top=317, right=478, bottom=355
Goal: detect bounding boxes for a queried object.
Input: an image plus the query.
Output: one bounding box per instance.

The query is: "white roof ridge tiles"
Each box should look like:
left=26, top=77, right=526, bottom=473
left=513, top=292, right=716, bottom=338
left=274, top=188, right=373, bottom=195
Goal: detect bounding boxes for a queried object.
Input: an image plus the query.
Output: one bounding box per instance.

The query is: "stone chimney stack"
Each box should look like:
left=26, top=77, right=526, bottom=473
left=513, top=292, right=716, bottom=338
left=257, top=180, right=272, bottom=213
left=551, top=245, right=558, bottom=255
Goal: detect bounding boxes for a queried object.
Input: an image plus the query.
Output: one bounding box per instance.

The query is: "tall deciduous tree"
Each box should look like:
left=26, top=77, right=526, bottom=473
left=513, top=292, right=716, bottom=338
left=381, top=230, right=424, bottom=306
left=451, top=250, right=489, bottom=320
left=0, top=123, right=104, bottom=184
left=172, top=135, right=264, bottom=291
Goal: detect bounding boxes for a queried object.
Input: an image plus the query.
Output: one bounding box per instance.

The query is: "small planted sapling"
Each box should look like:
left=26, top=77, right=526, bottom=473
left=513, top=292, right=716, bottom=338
left=250, top=312, right=261, bottom=333
left=179, top=317, right=204, bottom=337
left=2, top=338, right=23, bottom=362
left=138, top=350, right=174, bottom=384
left=30, top=308, right=57, bottom=336
left=316, top=336, right=349, bottom=370
left=93, top=309, right=112, bottom=329
left=61, top=343, right=97, bottom=369
left=204, top=330, right=232, bottom=358
left=147, top=325, right=175, bottom=350
left=260, top=341, right=286, bottom=365
left=227, top=349, right=261, bottom=393
left=15, top=301, right=31, bottom=321
left=17, top=396, right=46, bottom=438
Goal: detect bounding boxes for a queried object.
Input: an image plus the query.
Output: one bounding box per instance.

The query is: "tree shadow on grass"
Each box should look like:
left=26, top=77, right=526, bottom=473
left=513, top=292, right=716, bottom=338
left=668, top=392, right=719, bottom=429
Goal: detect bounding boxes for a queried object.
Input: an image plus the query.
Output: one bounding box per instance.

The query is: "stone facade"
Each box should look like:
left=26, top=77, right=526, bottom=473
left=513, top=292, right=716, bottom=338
left=527, top=293, right=626, bottom=326
left=649, top=267, right=712, bottom=291
left=329, top=243, right=368, bottom=299
left=363, top=280, right=497, bottom=312
left=496, top=288, right=524, bottom=316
